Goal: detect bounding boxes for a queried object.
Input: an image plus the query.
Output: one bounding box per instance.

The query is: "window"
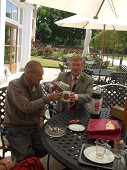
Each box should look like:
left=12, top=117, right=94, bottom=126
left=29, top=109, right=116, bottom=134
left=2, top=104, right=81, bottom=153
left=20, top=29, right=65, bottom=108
left=12, top=4, right=18, bottom=21
left=18, top=29, right=22, bottom=62
left=6, top=0, right=11, bottom=18
left=5, top=0, right=24, bottom=72
left=20, top=8, right=23, bottom=25
left=6, top=0, right=18, bottom=21
left=4, top=24, right=18, bottom=69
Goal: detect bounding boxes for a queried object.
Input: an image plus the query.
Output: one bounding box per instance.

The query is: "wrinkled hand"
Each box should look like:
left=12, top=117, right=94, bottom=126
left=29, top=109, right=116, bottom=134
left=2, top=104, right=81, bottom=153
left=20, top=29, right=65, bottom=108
left=70, top=92, right=76, bottom=102
left=49, top=83, right=61, bottom=92
left=0, top=159, right=13, bottom=170
left=47, top=92, right=62, bottom=101
left=49, top=84, right=56, bottom=93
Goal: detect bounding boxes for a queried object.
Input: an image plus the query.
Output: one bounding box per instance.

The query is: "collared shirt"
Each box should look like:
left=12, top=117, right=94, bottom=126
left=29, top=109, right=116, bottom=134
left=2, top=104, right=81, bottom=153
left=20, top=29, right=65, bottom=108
left=71, top=75, right=80, bottom=81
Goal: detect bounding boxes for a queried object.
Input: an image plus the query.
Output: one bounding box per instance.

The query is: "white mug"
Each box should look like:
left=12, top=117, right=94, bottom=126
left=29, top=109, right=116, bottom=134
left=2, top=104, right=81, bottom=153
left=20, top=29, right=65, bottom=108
left=61, top=91, right=71, bottom=102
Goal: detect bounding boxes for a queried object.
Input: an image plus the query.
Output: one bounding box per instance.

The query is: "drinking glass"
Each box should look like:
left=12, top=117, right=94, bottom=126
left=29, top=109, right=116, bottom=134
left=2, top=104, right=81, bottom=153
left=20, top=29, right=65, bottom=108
left=96, top=139, right=106, bottom=159
left=114, top=139, right=126, bottom=158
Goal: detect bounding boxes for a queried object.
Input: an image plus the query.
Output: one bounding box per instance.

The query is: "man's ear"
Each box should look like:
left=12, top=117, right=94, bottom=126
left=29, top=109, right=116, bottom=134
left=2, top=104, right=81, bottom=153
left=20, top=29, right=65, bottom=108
left=25, top=70, right=32, bottom=78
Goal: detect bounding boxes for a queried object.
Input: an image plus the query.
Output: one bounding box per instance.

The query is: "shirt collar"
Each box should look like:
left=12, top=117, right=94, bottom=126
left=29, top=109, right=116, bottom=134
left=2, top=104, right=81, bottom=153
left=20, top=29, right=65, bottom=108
left=24, top=76, right=36, bottom=92
left=72, top=75, right=80, bottom=80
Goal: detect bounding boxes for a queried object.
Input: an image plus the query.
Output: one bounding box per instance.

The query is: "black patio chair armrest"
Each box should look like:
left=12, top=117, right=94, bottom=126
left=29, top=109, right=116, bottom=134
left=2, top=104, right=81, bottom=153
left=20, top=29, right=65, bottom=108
left=0, top=125, right=8, bottom=146
left=59, top=64, right=65, bottom=72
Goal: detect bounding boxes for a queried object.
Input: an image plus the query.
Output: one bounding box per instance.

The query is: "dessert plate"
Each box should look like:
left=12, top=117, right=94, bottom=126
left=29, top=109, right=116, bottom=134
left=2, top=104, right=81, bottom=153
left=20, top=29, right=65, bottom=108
left=68, top=124, right=85, bottom=132
left=84, top=146, right=114, bottom=164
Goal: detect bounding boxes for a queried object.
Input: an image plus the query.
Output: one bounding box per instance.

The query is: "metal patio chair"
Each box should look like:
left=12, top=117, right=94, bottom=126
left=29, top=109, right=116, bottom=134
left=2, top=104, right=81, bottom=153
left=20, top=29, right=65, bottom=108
left=116, top=65, right=127, bottom=73
left=101, top=84, right=127, bottom=109
left=107, top=72, right=127, bottom=86
left=0, top=86, right=12, bottom=158
left=41, top=82, right=58, bottom=118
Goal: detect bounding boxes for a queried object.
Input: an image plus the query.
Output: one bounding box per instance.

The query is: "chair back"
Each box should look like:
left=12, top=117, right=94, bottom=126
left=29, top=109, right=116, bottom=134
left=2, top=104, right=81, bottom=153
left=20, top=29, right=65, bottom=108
left=108, top=72, right=127, bottom=85
left=116, top=65, right=127, bottom=72
left=0, top=86, right=7, bottom=124
left=101, top=84, right=127, bottom=108
left=41, top=82, right=58, bottom=117
left=0, top=86, right=12, bottom=158
left=102, top=61, right=110, bottom=70
left=59, top=64, right=65, bottom=72
left=84, top=69, right=93, bottom=76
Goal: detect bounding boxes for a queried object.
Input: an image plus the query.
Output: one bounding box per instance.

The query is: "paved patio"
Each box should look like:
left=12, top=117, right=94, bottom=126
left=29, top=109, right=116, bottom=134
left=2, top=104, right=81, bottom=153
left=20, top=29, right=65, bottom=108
left=0, top=67, right=60, bottom=88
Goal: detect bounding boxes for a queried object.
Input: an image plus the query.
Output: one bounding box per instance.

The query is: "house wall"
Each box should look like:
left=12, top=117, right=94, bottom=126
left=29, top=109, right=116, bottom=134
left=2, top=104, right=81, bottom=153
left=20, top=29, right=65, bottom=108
left=20, top=5, right=33, bottom=70
left=0, top=0, right=6, bottom=84
left=0, top=0, right=33, bottom=85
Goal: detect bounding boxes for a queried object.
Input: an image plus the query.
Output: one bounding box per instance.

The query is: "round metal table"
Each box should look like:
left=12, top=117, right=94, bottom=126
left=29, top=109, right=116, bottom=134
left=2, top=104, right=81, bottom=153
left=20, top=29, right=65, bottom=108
left=40, top=109, right=127, bottom=170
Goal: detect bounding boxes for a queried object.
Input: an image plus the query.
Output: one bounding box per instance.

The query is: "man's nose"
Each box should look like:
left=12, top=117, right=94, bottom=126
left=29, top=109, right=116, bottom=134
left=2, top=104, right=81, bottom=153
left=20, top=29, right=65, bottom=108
left=39, top=76, right=43, bottom=81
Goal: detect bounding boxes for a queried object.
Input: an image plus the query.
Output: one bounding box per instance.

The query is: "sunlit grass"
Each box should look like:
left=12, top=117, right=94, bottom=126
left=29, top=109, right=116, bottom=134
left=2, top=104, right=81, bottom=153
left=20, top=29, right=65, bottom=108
left=31, top=56, right=117, bottom=71
left=31, top=56, right=63, bottom=68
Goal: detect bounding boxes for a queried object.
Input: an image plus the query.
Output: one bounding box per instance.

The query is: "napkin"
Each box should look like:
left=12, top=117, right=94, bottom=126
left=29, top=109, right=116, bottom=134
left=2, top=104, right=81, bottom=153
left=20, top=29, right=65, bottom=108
left=87, top=118, right=120, bottom=141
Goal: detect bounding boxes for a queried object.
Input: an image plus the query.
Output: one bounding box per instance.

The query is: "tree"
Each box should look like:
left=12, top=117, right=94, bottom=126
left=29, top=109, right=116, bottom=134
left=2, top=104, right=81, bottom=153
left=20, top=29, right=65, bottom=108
left=36, top=7, right=84, bottom=46
left=91, top=30, right=127, bottom=56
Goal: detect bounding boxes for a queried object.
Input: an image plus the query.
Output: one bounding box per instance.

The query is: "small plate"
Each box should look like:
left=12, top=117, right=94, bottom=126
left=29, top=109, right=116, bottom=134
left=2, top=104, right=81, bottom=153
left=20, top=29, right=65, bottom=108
left=84, top=146, right=114, bottom=164
left=45, top=124, right=66, bottom=137
left=68, top=124, right=85, bottom=132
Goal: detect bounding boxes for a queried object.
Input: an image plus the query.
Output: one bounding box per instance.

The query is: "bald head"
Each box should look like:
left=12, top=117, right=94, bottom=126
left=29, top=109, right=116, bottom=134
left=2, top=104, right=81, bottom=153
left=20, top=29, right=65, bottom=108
left=24, top=60, right=43, bottom=73
left=24, top=60, right=44, bottom=87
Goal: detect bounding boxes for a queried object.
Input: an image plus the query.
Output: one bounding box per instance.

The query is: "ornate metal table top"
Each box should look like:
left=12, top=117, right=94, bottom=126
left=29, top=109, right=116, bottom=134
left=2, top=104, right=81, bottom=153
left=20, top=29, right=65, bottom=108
left=40, top=109, right=127, bottom=170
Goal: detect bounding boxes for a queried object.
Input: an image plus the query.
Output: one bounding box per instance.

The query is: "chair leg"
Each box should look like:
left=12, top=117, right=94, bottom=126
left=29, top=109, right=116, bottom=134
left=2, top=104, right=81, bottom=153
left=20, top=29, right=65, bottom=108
left=47, top=153, right=50, bottom=170
left=2, top=150, right=5, bottom=158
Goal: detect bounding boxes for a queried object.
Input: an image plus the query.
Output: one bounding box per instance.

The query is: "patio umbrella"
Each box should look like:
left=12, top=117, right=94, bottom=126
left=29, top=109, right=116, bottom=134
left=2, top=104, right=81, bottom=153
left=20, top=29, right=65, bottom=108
left=82, top=29, right=92, bottom=57
left=21, top=0, right=127, bottom=20
left=55, top=14, right=127, bottom=84
left=54, top=15, right=127, bottom=31
left=55, top=14, right=127, bottom=56
left=21, top=0, right=127, bottom=55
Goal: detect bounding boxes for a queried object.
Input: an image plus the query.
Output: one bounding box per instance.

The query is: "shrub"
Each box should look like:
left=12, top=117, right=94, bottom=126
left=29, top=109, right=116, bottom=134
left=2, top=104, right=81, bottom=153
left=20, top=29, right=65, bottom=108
left=31, top=49, right=38, bottom=56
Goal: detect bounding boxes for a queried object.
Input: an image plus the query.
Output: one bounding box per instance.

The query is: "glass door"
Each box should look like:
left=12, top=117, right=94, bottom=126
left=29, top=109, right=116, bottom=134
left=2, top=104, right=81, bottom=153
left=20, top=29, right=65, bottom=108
left=4, top=23, right=18, bottom=73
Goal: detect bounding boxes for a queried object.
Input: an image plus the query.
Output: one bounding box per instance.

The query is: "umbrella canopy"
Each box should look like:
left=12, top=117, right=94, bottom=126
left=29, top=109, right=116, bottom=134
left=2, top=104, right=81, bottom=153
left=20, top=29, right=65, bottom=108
left=82, top=29, right=92, bottom=57
left=55, top=14, right=127, bottom=58
left=21, top=0, right=127, bottom=20
left=54, top=15, right=127, bottom=31
left=54, top=14, right=127, bottom=82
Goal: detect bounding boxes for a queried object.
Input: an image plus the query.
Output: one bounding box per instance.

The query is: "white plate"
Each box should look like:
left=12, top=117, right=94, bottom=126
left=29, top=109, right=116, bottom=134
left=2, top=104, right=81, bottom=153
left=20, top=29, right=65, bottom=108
left=68, top=124, right=85, bottom=132
left=84, top=146, right=115, bottom=164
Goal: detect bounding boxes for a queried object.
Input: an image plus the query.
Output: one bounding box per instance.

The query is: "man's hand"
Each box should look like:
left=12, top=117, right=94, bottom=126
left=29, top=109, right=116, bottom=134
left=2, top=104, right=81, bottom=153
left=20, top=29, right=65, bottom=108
left=38, top=117, right=45, bottom=129
left=47, top=93, right=62, bottom=101
left=0, top=159, right=13, bottom=170
left=69, top=92, right=76, bottom=102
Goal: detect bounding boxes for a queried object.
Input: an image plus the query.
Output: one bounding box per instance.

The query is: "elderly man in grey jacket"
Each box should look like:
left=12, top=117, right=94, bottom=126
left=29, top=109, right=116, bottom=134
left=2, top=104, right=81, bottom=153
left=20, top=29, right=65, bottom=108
left=49, top=56, right=94, bottom=113
left=3, top=60, right=61, bottom=163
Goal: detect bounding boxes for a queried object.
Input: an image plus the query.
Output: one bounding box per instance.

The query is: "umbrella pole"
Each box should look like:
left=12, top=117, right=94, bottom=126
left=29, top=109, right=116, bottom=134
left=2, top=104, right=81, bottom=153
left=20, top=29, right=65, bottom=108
left=98, top=24, right=106, bottom=85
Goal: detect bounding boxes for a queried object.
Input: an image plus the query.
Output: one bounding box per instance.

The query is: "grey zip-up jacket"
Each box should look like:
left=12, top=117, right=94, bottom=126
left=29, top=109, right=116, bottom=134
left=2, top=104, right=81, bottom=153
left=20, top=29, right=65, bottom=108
left=3, top=74, right=49, bottom=127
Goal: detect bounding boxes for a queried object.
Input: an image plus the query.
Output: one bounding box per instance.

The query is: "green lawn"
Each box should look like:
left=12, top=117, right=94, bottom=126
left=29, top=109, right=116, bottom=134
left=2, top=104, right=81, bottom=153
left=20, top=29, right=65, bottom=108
left=31, top=56, right=63, bottom=68
left=31, top=56, right=116, bottom=71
